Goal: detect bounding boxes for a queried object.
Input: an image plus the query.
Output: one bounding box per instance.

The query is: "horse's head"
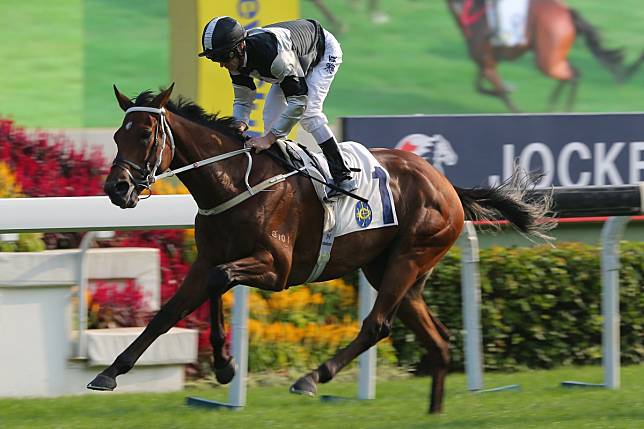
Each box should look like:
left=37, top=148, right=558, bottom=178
left=104, top=84, right=175, bottom=208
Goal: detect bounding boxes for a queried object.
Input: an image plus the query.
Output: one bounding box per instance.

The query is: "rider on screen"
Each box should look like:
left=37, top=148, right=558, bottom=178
left=486, top=0, right=530, bottom=46
left=198, top=16, right=358, bottom=196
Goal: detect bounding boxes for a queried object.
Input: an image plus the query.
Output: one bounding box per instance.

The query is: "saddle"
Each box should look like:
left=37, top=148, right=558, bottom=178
left=274, top=139, right=338, bottom=202
left=273, top=139, right=398, bottom=282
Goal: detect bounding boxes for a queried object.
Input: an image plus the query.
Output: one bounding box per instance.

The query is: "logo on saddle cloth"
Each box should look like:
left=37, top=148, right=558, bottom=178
left=354, top=201, right=373, bottom=228
left=396, top=134, right=458, bottom=174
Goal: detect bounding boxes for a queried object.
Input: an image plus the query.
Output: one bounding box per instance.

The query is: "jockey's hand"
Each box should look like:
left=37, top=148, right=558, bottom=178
left=248, top=132, right=277, bottom=153
left=234, top=121, right=248, bottom=134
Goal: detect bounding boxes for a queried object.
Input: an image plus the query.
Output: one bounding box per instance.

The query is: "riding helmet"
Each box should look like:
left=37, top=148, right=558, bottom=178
left=198, top=16, right=246, bottom=61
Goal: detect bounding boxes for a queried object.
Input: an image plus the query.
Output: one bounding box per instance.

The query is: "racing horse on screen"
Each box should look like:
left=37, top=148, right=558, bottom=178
left=90, top=84, right=553, bottom=413
left=447, top=0, right=643, bottom=112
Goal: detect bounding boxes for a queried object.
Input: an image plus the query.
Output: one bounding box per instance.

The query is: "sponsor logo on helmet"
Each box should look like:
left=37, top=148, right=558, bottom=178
left=395, top=133, right=458, bottom=173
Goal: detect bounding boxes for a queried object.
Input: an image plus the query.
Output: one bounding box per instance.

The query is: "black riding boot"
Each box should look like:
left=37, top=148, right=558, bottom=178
left=319, top=137, right=358, bottom=197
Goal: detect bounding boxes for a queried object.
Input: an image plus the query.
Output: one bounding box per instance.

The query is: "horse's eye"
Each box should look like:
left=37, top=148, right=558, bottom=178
left=140, top=131, right=152, bottom=142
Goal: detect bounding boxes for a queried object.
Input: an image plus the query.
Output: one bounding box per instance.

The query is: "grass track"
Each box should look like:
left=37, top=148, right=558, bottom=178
left=0, top=0, right=83, bottom=127
left=1, top=366, right=643, bottom=428
left=305, top=0, right=644, bottom=119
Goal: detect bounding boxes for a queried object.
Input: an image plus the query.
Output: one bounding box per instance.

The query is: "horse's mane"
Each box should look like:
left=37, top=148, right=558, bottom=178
left=133, top=90, right=246, bottom=141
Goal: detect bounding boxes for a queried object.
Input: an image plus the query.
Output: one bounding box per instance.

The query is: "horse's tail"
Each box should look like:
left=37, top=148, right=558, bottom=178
left=569, top=9, right=628, bottom=81
left=454, top=170, right=556, bottom=243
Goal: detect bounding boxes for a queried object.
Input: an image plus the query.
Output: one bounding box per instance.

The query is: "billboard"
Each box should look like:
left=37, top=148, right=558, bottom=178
left=342, top=114, right=644, bottom=188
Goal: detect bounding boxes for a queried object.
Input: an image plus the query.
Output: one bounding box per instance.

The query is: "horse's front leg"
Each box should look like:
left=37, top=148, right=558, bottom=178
left=477, top=66, right=520, bottom=112
left=209, top=292, right=235, bottom=384
left=207, top=250, right=288, bottom=385
left=87, top=257, right=212, bottom=391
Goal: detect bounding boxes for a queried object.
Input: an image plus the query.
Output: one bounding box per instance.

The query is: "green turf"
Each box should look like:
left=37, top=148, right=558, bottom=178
left=0, top=0, right=83, bottom=127
left=0, top=1, right=642, bottom=128
left=0, top=0, right=168, bottom=129
left=82, top=0, right=168, bottom=127
left=1, top=366, right=643, bottom=428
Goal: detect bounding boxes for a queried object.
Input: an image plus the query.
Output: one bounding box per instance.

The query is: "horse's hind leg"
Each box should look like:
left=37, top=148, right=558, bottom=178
left=548, top=80, right=567, bottom=110
left=397, top=278, right=450, bottom=414
left=290, top=249, right=449, bottom=407
left=546, top=65, right=579, bottom=111
left=535, top=10, right=577, bottom=111
left=290, top=259, right=417, bottom=397
left=564, top=66, right=580, bottom=111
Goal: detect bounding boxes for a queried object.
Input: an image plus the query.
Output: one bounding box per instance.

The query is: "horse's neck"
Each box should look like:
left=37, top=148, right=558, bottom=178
left=169, top=117, right=251, bottom=209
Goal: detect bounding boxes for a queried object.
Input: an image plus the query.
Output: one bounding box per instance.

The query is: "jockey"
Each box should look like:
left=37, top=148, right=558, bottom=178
left=199, top=16, right=358, bottom=196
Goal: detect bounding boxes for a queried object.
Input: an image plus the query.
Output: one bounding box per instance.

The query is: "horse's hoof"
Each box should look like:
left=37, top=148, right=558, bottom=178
left=87, top=374, right=117, bottom=391
left=289, top=374, right=317, bottom=397
left=214, top=357, right=237, bottom=385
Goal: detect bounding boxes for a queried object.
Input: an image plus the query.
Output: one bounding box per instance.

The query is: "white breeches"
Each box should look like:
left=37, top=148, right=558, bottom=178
left=263, top=29, right=343, bottom=144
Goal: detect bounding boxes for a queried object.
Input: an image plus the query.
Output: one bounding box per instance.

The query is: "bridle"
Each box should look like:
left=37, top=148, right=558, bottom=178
left=110, top=105, right=290, bottom=215
left=112, top=106, right=175, bottom=197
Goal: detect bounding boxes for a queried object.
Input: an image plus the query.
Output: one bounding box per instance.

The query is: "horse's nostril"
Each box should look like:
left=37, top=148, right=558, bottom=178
left=114, top=181, right=130, bottom=195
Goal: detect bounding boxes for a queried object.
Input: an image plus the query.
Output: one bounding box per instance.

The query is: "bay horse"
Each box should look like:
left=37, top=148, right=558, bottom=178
left=89, top=84, right=553, bottom=413
left=447, top=0, right=643, bottom=112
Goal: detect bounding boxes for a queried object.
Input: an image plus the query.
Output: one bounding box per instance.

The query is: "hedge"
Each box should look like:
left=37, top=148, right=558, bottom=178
left=392, top=242, right=644, bottom=372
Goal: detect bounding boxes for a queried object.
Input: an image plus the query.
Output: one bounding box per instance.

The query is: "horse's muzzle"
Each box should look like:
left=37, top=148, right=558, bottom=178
left=104, top=179, right=139, bottom=209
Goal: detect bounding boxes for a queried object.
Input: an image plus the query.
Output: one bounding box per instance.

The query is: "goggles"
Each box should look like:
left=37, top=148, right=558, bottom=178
left=198, top=47, right=237, bottom=62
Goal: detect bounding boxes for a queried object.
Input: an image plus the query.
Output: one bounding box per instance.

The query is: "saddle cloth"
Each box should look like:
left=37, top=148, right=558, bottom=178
left=487, top=0, right=530, bottom=47
left=277, top=140, right=398, bottom=282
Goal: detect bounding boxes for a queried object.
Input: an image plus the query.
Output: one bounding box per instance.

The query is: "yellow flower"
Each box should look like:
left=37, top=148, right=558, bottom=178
left=246, top=319, right=360, bottom=348
left=249, top=291, right=270, bottom=319
left=267, top=287, right=324, bottom=313
left=151, top=178, right=188, bottom=195
left=325, top=278, right=357, bottom=308
left=0, top=162, right=21, bottom=197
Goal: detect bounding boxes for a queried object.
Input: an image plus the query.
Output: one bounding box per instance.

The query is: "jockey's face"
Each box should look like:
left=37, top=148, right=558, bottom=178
left=218, top=55, right=241, bottom=72
left=213, top=42, right=244, bottom=73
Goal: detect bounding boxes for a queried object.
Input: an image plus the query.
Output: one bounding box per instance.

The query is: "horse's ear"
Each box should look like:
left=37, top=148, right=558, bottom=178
left=114, top=85, right=134, bottom=112
left=152, top=83, right=175, bottom=108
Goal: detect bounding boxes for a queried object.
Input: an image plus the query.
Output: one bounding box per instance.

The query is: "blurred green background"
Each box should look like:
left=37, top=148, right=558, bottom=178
left=0, top=0, right=643, bottom=128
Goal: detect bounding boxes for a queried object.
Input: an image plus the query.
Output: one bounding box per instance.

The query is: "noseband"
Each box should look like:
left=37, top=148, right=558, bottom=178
left=112, top=106, right=175, bottom=196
